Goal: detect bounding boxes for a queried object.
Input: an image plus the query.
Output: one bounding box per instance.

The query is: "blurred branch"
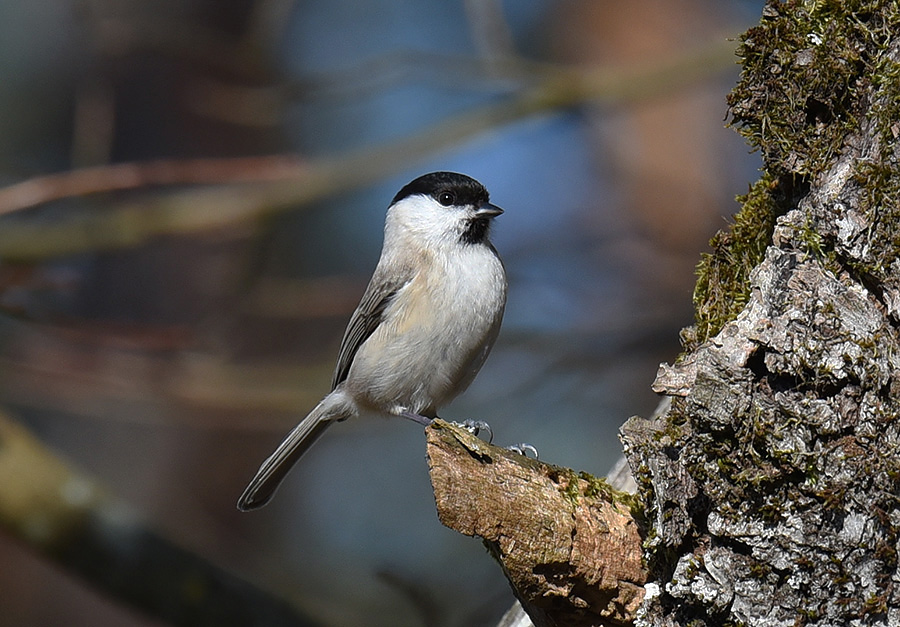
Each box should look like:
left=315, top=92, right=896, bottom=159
left=0, top=329, right=330, bottom=429
left=426, top=420, right=646, bottom=627
left=0, top=38, right=737, bottom=261
left=0, top=155, right=308, bottom=219
left=0, top=408, right=319, bottom=626
left=278, top=51, right=544, bottom=101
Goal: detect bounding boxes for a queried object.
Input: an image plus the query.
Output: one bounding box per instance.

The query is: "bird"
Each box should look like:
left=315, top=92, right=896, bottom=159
left=237, top=172, right=507, bottom=511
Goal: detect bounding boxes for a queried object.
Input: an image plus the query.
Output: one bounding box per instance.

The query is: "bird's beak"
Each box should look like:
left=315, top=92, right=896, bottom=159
left=474, top=203, right=503, bottom=218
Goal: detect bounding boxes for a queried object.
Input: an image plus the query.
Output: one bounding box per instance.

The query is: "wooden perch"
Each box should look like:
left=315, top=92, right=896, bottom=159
left=425, top=420, right=647, bottom=627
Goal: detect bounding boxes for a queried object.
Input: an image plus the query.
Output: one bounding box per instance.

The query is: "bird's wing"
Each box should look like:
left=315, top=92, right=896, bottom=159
left=331, top=264, right=413, bottom=389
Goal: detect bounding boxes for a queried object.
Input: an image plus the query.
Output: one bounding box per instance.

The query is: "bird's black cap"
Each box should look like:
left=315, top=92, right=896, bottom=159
left=391, top=171, right=491, bottom=208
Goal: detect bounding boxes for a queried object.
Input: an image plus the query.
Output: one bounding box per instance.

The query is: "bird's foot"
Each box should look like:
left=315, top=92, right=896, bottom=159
left=452, top=419, right=493, bottom=444
left=506, top=443, right=539, bottom=459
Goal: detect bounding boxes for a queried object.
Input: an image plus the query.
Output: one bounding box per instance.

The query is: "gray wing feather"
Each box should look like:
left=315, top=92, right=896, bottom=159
left=331, top=265, right=412, bottom=389
left=237, top=262, right=415, bottom=511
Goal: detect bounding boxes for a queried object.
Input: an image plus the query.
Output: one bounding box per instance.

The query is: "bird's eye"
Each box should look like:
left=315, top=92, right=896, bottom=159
left=437, top=191, right=456, bottom=206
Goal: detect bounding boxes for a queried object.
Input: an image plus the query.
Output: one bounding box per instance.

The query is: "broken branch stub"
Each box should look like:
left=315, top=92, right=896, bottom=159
left=426, top=420, right=646, bottom=627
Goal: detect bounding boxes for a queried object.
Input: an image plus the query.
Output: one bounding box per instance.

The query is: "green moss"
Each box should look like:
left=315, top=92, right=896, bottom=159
left=577, top=470, right=614, bottom=500
left=551, top=467, right=640, bottom=515
left=790, top=215, right=842, bottom=273
left=554, top=468, right=584, bottom=505
left=687, top=174, right=782, bottom=349
left=862, top=592, right=888, bottom=615
left=874, top=539, right=897, bottom=567
left=727, top=0, right=896, bottom=178
left=798, top=607, right=821, bottom=621
left=848, top=158, right=900, bottom=279
left=686, top=0, right=900, bottom=350
left=866, top=43, right=900, bottom=157
left=748, top=561, right=770, bottom=579
left=814, top=483, right=848, bottom=510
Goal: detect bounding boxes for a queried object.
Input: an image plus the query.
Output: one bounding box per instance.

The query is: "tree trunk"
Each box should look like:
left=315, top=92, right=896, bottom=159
left=622, top=1, right=900, bottom=624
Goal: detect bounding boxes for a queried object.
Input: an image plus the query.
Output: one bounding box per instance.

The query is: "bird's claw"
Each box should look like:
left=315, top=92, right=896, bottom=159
left=450, top=422, right=535, bottom=457
left=454, top=419, right=493, bottom=444
left=507, top=443, right=539, bottom=459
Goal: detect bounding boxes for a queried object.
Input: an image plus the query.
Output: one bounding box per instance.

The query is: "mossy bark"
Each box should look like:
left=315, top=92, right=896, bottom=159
left=623, top=1, right=900, bottom=625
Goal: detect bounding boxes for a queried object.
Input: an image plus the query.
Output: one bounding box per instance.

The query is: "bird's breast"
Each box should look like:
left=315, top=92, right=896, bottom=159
left=347, top=244, right=506, bottom=414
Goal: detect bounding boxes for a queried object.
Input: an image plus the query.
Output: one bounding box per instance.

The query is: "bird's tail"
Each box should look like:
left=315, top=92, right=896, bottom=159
left=237, top=393, right=354, bottom=511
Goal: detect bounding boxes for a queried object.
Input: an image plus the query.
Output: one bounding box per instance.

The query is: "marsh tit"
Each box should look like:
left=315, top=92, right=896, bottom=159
left=237, top=172, right=507, bottom=511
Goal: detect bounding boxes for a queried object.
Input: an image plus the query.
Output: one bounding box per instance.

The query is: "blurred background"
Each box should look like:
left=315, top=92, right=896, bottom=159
left=0, top=0, right=763, bottom=625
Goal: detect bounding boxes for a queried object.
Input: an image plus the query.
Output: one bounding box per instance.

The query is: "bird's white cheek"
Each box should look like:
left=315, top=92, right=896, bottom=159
left=387, top=197, right=465, bottom=245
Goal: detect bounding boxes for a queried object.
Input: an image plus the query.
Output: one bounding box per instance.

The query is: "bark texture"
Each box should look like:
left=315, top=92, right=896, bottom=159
left=622, top=2, right=900, bottom=625
left=426, top=420, right=646, bottom=627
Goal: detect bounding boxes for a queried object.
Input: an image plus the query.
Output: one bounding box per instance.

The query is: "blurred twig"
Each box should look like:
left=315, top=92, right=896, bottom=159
left=0, top=408, right=319, bottom=626
left=0, top=38, right=737, bottom=261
